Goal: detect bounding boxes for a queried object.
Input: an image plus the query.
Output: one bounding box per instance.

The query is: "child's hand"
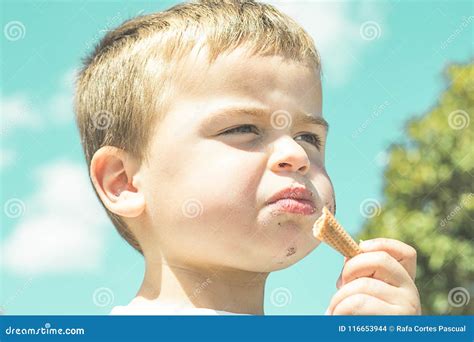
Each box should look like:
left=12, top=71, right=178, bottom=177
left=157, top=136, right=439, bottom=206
left=326, top=238, right=421, bottom=315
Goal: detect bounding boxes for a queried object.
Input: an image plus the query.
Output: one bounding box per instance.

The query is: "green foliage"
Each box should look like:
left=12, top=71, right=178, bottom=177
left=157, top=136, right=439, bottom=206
left=357, top=62, right=474, bottom=314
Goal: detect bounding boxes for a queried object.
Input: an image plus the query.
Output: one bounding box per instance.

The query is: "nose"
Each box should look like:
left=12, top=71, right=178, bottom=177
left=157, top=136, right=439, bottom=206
left=269, top=136, right=310, bottom=175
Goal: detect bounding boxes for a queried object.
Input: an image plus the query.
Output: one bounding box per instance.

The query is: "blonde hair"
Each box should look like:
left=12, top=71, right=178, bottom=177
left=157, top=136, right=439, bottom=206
left=74, top=0, right=321, bottom=254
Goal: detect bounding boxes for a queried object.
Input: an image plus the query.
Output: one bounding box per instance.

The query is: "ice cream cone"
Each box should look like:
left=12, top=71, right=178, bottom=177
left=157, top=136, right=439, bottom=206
left=313, top=206, right=362, bottom=258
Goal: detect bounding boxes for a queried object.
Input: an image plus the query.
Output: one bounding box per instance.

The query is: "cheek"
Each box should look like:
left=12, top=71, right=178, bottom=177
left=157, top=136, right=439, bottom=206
left=150, top=146, right=265, bottom=233
left=183, top=146, right=264, bottom=210
left=309, top=165, right=335, bottom=212
left=320, top=170, right=336, bottom=213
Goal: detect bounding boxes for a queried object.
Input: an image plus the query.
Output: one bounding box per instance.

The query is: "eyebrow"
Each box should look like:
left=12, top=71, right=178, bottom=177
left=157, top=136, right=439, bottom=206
left=201, top=106, right=329, bottom=131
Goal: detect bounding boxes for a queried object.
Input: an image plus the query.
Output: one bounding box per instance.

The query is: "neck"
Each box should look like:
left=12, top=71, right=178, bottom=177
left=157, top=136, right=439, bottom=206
left=136, top=258, right=268, bottom=315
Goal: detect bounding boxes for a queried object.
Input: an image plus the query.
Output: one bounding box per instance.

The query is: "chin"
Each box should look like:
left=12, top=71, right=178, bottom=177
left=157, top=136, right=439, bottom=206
left=259, top=245, right=317, bottom=272
left=273, top=238, right=321, bottom=269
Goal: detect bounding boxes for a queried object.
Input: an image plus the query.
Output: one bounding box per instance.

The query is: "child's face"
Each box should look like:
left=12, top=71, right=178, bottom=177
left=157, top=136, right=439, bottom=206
left=140, top=46, right=334, bottom=272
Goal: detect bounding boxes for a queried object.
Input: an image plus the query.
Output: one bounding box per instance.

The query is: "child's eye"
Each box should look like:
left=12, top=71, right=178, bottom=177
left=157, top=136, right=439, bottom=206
left=220, top=126, right=322, bottom=150
left=295, top=133, right=322, bottom=150
left=221, top=124, right=260, bottom=135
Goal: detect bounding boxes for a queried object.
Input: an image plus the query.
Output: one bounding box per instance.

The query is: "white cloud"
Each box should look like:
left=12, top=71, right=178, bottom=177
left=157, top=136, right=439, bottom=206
left=2, top=160, right=110, bottom=276
left=1, top=68, right=78, bottom=171
left=47, top=68, right=78, bottom=123
left=1, top=68, right=78, bottom=134
left=0, top=93, right=41, bottom=133
left=267, top=1, right=388, bottom=86
left=0, top=148, right=16, bottom=170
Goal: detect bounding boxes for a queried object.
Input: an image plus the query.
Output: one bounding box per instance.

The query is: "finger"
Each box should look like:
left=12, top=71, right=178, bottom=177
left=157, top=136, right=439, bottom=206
left=331, top=293, right=400, bottom=315
left=359, top=238, right=417, bottom=280
left=341, top=251, right=413, bottom=288
left=327, top=277, right=401, bottom=315
left=336, top=257, right=348, bottom=289
left=336, top=274, right=342, bottom=289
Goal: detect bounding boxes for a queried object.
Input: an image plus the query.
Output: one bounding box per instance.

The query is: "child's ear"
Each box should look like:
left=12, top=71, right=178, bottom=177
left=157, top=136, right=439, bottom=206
left=90, top=146, right=145, bottom=218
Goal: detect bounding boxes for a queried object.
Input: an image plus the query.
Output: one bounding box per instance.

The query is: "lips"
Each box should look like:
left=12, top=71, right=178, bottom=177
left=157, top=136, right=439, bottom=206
left=266, top=187, right=316, bottom=215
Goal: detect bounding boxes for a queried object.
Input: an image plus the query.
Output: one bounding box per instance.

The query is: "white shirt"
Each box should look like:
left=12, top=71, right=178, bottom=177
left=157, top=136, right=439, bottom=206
left=110, top=297, right=251, bottom=315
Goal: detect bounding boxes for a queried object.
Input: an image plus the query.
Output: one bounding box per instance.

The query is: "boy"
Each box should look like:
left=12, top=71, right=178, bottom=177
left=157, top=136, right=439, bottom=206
left=74, top=0, right=421, bottom=315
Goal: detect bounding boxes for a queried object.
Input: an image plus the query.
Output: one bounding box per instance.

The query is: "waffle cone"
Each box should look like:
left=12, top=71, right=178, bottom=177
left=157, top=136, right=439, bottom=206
left=313, top=206, right=362, bottom=258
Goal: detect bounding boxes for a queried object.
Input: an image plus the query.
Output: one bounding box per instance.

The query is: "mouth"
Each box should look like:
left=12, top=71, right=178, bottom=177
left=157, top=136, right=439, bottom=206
left=265, top=187, right=316, bottom=216
left=266, top=198, right=316, bottom=215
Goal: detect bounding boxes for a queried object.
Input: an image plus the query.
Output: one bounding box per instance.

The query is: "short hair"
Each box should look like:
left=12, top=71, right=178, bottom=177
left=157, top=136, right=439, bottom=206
left=74, top=0, right=321, bottom=254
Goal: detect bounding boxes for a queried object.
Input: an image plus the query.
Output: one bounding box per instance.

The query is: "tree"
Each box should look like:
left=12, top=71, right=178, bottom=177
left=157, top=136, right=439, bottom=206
left=357, top=62, right=473, bottom=315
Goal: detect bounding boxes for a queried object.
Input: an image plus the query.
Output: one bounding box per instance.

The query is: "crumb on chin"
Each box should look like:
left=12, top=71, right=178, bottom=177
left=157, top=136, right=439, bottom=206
left=286, top=247, right=296, bottom=256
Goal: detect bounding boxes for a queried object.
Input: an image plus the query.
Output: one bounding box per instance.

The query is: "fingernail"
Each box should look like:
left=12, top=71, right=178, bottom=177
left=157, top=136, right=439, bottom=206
left=324, top=308, right=331, bottom=315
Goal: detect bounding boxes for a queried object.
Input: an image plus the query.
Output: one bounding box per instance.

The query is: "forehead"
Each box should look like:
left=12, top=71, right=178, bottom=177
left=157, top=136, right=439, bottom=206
left=159, top=45, right=324, bottom=131
left=172, top=45, right=321, bottom=102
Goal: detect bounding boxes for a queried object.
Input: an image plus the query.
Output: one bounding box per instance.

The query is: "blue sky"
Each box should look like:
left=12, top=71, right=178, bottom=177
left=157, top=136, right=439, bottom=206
left=1, top=0, right=472, bottom=315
